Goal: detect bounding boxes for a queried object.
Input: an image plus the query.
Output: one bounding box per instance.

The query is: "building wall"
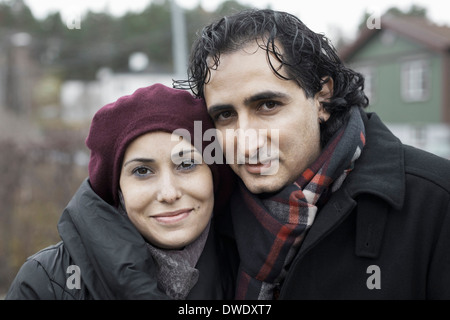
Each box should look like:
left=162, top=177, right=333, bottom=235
left=387, top=123, right=450, bottom=159
left=348, top=30, right=443, bottom=124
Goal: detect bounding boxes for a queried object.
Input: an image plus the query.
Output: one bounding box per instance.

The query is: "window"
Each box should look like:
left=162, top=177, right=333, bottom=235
left=401, top=59, right=430, bottom=102
left=357, top=66, right=375, bottom=104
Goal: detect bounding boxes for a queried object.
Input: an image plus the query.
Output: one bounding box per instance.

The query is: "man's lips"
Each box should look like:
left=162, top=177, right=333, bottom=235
left=151, top=208, right=193, bottom=224
left=244, top=161, right=273, bottom=174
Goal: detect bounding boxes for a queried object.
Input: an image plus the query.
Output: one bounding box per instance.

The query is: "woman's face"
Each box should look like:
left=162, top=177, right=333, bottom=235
left=119, top=132, right=214, bottom=249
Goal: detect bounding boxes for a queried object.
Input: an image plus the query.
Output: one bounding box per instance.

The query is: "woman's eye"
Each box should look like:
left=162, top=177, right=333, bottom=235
left=132, top=166, right=152, bottom=177
left=178, top=160, right=197, bottom=170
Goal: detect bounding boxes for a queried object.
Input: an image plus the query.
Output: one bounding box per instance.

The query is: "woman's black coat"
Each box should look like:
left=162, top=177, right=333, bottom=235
left=5, top=179, right=237, bottom=300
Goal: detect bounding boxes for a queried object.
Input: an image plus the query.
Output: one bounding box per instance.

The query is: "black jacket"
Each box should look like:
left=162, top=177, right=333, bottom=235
left=5, top=179, right=237, bottom=300
left=275, top=111, right=450, bottom=299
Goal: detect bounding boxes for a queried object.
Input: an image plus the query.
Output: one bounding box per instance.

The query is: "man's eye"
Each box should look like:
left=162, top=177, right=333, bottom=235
left=260, top=101, right=278, bottom=110
left=214, top=110, right=235, bottom=121
left=220, top=111, right=232, bottom=118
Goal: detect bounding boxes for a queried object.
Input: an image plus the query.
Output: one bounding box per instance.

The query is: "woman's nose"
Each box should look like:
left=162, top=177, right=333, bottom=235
left=156, top=173, right=182, bottom=203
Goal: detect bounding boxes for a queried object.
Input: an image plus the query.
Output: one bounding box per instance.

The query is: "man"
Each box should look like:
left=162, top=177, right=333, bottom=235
left=175, top=9, right=450, bottom=299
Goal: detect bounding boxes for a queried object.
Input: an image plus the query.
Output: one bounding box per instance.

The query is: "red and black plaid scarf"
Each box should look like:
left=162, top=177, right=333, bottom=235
left=231, top=107, right=366, bottom=300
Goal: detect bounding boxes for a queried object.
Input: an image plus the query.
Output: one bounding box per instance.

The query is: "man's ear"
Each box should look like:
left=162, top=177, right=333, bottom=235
left=315, top=76, right=333, bottom=121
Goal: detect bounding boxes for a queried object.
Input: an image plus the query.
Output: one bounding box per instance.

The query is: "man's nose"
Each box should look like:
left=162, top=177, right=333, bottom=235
left=235, top=118, right=266, bottom=162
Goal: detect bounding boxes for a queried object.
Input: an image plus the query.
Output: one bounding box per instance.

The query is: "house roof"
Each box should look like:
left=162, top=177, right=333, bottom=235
left=339, top=15, right=450, bottom=61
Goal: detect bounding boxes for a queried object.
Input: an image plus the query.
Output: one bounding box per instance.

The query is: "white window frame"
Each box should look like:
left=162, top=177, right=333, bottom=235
left=401, top=59, right=430, bottom=102
left=357, top=66, right=375, bottom=104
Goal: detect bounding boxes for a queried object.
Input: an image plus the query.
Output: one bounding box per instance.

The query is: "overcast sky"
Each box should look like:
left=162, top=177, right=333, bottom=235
left=23, top=0, right=450, bottom=42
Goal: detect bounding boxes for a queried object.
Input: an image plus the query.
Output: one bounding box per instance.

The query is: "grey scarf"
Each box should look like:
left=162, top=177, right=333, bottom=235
left=146, top=221, right=210, bottom=299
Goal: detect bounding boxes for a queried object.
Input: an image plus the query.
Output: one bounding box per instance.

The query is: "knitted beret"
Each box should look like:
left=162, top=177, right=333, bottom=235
left=85, top=83, right=223, bottom=207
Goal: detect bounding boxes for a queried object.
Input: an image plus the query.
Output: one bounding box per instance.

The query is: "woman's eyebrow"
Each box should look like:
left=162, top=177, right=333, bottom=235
left=123, top=158, right=154, bottom=168
left=172, top=149, right=198, bottom=158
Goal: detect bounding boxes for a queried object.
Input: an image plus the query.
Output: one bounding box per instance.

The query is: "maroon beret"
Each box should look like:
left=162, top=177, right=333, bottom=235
left=85, top=83, right=223, bottom=207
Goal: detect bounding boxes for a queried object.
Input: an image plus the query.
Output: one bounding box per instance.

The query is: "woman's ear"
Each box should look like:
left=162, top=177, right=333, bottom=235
left=315, top=76, right=333, bottom=122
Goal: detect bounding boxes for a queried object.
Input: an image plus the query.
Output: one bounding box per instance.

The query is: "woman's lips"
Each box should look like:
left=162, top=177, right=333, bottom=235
left=152, top=208, right=192, bottom=224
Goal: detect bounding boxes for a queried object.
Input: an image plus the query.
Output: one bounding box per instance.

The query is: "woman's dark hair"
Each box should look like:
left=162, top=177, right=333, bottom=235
left=175, top=9, right=369, bottom=147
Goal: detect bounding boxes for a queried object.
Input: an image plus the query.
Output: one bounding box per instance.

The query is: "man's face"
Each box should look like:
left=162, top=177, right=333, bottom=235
left=204, top=41, right=330, bottom=194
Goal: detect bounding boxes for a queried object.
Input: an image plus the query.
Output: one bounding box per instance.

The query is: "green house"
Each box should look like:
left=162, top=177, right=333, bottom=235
left=340, top=14, right=450, bottom=158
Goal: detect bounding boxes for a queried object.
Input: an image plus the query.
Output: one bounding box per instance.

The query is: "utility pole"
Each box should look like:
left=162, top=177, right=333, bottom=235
left=170, top=0, right=188, bottom=79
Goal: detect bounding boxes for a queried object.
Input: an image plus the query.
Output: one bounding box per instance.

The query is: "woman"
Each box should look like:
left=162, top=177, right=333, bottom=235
left=5, top=83, right=237, bottom=300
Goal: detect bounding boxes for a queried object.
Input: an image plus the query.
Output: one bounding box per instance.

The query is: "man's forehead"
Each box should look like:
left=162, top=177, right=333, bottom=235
left=204, top=45, right=289, bottom=103
left=205, top=39, right=285, bottom=69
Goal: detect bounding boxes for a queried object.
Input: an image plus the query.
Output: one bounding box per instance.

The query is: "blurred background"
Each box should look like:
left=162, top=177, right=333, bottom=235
left=0, top=0, right=449, bottom=297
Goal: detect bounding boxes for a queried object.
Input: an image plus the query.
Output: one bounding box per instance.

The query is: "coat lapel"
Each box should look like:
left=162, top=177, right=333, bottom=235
left=293, top=111, right=406, bottom=265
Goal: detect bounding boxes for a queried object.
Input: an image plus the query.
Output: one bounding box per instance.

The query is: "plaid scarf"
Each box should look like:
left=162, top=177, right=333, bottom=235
left=232, top=107, right=366, bottom=300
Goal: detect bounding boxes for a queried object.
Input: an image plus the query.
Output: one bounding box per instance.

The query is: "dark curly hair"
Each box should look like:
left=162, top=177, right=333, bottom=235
left=174, top=9, right=369, bottom=147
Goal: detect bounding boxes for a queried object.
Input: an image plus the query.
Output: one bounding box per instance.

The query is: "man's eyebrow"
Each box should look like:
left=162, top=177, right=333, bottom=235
left=244, top=90, right=290, bottom=105
left=208, top=91, right=289, bottom=116
left=123, top=158, right=154, bottom=168
left=207, top=104, right=234, bottom=116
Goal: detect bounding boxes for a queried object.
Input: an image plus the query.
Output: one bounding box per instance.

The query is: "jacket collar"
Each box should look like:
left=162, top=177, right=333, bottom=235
left=344, top=111, right=405, bottom=211
left=58, top=179, right=169, bottom=299
left=286, top=111, right=405, bottom=272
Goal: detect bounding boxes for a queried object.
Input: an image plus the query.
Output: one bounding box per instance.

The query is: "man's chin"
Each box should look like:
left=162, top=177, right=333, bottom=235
left=239, top=174, right=285, bottom=194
